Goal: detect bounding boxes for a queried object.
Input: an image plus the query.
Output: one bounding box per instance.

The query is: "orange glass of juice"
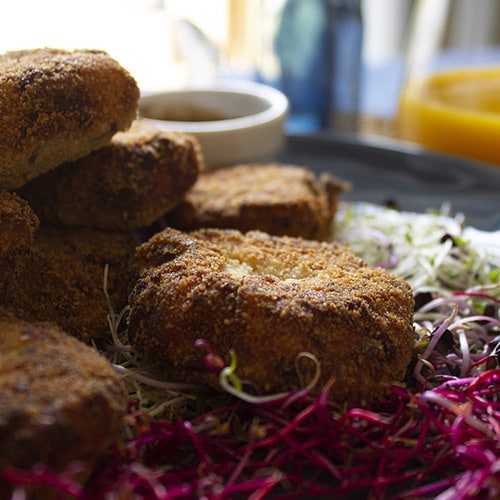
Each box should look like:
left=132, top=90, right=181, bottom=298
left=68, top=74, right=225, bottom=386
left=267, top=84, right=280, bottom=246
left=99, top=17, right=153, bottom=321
left=396, top=67, right=500, bottom=166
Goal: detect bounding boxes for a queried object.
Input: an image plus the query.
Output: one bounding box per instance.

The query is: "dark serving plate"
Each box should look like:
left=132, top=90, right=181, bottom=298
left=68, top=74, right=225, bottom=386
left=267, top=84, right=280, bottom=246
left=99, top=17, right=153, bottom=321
left=277, top=132, right=500, bottom=231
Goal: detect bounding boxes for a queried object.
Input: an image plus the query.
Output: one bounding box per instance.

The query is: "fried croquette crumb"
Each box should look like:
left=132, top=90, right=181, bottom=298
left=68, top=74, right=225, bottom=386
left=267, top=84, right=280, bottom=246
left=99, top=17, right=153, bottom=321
left=0, top=309, right=127, bottom=474
left=128, top=228, right=415, bottom=404
left=0, top=48, right=139, bottom=190
left=165, top=163, right=350, bottom=240
left=0, top=227, right=136, bottom=342
left=0, top=192, right=39, bottom=281
left=20, top=120, right=203, bottom=231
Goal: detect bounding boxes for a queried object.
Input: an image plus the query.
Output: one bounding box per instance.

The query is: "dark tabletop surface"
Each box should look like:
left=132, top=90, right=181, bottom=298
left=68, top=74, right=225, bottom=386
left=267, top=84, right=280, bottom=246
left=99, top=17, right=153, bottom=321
left=277, top=132, right=500, bottom=231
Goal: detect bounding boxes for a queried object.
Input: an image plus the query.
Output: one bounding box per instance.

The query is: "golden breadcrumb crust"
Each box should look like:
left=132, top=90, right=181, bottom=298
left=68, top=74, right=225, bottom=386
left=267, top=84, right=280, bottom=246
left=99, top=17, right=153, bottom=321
left=0, top=226, right=136, bottom=341
left=0, top=191, right=39, bottom=281
left=166, top=163, right=350, bottom=240
left=20, top=120, right=203, bottom=231
left=0, top=308, right=127, bottom=473
left=128, top=228, right=415, bottom=404
left=0, top=48, right=139, bottom=189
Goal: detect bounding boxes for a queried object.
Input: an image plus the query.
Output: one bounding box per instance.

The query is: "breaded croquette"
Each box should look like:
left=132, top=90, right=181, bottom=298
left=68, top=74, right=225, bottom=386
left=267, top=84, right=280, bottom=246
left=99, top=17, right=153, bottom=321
left=0, top=48, right=139, bottom=190
left=20, top=120, right=203, bottom=231
left=0, top=191, right=39, bottom=282
left=0, top=308, right=127, bottom=475
left=0, top=226, right=136, bottom=342
left=165, top=163, right=350, bottom=240
left=127, top=227, right=415, bottom=404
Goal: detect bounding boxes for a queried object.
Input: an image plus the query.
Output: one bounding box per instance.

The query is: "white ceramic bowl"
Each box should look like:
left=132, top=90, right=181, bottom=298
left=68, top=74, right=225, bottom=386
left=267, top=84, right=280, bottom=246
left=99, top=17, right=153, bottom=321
left=138, top=81, right=289, bottom=168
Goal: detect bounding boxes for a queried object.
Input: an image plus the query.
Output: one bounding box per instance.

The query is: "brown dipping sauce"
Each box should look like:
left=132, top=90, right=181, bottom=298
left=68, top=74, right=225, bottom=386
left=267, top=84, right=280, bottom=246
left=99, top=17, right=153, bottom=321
left=140, top=103, right=236, bottom=122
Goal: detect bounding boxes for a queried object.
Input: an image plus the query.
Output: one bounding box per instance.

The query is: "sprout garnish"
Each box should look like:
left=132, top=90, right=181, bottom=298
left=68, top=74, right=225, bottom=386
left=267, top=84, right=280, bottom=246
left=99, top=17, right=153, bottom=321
left=2, top=203, right=499, bottom=499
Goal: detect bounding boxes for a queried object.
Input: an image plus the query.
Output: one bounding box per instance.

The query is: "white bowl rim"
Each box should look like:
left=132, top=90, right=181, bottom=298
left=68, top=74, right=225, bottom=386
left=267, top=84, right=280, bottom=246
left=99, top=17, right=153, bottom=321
left=139, top=80, right=289, bottom=133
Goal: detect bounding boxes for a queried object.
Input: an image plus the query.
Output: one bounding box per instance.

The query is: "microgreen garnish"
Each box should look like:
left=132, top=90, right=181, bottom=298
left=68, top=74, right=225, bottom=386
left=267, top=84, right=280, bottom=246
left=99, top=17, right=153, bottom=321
left=2, top=203, right=499, bottom=499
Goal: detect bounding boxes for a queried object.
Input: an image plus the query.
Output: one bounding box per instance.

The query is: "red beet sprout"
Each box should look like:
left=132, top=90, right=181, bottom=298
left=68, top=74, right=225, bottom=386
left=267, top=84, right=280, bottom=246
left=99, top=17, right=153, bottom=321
left=4, top=371, right=499, bottom=498
left=2, top=208, right=499, bottom=499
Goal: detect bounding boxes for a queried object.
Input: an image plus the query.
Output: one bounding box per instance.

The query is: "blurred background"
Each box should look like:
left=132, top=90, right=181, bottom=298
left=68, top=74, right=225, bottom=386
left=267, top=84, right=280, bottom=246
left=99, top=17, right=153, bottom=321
left=2, top=0, right=500, bottom=135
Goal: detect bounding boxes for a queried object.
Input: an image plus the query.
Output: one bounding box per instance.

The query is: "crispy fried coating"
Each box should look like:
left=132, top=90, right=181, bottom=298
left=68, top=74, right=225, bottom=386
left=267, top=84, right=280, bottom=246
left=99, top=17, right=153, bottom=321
left=0, top=48, right=139, bottom=190
left=19, top=120, right=203, bottom=231
left=0, top=308, right=127, bottom=474
left=128, top=228, right=415, bottom=404
left=0, top=191, right=39, bottom=282
left=165, top=163, right=350, bottom=240
left=0, top=226, right=136, bottom=342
